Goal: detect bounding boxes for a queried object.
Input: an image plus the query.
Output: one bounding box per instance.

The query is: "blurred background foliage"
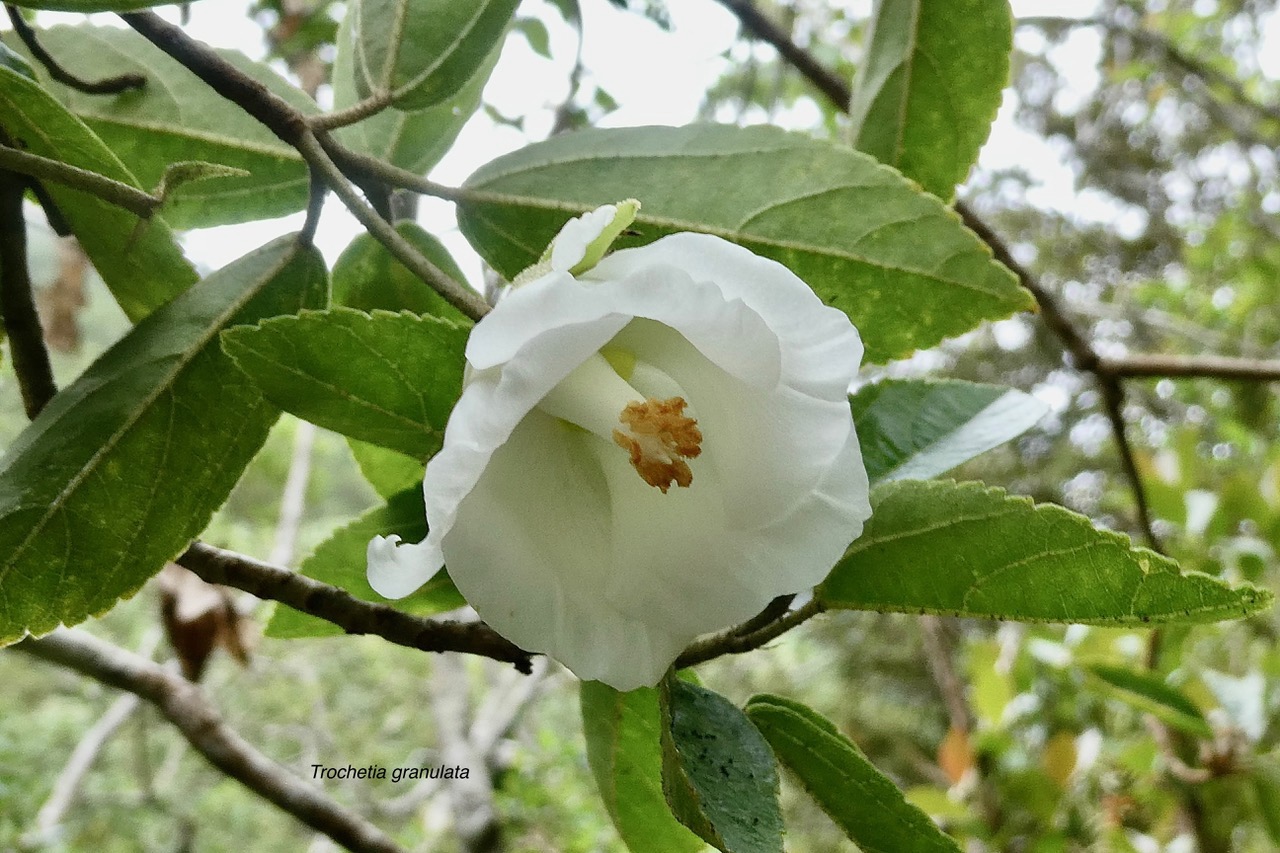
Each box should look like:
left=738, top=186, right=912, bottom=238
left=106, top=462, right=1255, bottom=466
left=2, top=0, right=1280, bottom=850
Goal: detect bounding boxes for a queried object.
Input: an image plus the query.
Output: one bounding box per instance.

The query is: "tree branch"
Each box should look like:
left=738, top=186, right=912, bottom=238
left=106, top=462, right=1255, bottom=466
left=0, top=167, right=58, bottom=418
left=1103, top=353, right=1280, bottom=382
left=309, top=91, right=395, bottom=131
left=675, top=596, right=824, bottom=668
left=6, top=6, right=146, bottom=95
left=176, top=542, right=533, bottom=672
left=0, top=144, right=162, bottom=219
left=118, top=10, right=490, bottom=322
left=715, top=0, right=852, bottom=108
left=713, top=0, right=1169, bottom=551
left=294, top=131, right=490, bottom=320
left=16, top=629, right=408, bottom=853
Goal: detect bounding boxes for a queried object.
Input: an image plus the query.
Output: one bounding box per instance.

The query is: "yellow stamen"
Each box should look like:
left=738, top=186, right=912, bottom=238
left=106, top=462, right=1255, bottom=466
left=611, top=397, right=703, bottom=493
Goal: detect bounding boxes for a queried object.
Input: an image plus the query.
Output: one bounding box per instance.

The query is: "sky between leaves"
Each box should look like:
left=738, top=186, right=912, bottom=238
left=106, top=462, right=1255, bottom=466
left=22, top=0, right=1189, bottom=278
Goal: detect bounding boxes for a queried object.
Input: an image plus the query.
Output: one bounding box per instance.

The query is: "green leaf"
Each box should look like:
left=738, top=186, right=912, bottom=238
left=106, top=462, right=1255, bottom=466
left=7, top=25, right=318, bottom=229
left=1253, top=757, right=1280, bottom=844
left=456, top=124, right=1032, bottom=363
left=347, top=438, right=425, bottom=500
left=331, top=222, right=470, bottom=321
left=7, top=0, right=191, bottom=9
left=347, top=0, right=518, bottom=109
left=153, top=161, right=252, bottom=201
left=331, top=10, right=499, bottom=176
left=221, top=307, right=466, bottom=461
left=849, top=0, right=1012, bottom=200
left=0, top=41, right=36, bottom=80
left=580, top=683, right=705, bottom=853
left=660, top=676, right=784, bottom=853
left=515, top=17, right=552, bottom=58
left=851, top=379, right=1047, bottom=482
left=265, top=486, right=464, bottom=638
left=0, top=57, right=196, bottom=321
left=818, top=480, right=1273, bottom=624
left=1085, top=664, right=1212, bottom=738
left=745, top=695, right=961, bottom=853
left=0, top=236, right=327, bottom=646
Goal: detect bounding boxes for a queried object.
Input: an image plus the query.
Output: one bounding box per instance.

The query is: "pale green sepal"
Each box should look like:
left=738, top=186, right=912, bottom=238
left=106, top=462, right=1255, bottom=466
left=569, top=198, right=639, bottom=274
left=511, top=199, right=640, bottom=288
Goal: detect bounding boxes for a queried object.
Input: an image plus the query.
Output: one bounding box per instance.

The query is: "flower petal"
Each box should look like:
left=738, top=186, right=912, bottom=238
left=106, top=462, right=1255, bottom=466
left=609, top=319, right=858, bottom=530
left=549, top=204, right=620, bottom=272
left=444, top=409, right=685, bottom=689
left=466, top=265, right=781, bottom=388
left=367, top=535, right=441, bottom=599
left=590, top=233, right=863, bottom=400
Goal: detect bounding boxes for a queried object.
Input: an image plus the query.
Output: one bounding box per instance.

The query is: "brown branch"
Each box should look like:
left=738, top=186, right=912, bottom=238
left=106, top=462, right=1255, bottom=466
left=177, top=542, right=532, bottom=672
left=294, top=131, right=491, bottom=320
left=675, top=596, right=824, bottom=668
left=121, top=11, right=307, bottom=146
left=714, top=0, right=1167, bottom=552
left=0, top=144, right=162, bottom=219
left=0, top=167, right=58, bottom=418
left=118, top=10, right=489, bottom=321
left=1103, top=353, right=1280, bottom=382
left=5, top=7, right=146, bottom=95
left=714, top=0, right=852, bottom=108
left=16, top=629, right=407, bottom=853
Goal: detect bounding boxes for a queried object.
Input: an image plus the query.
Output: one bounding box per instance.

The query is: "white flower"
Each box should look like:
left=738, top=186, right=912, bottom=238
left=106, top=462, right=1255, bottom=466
left=368, top=202, right=871, bottom=691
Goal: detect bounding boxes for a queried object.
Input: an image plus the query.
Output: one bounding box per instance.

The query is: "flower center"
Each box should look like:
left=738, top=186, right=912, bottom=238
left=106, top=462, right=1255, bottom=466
left=611, top=398, right=703, bottom=493
left=535, top=353, right=703, bottom=493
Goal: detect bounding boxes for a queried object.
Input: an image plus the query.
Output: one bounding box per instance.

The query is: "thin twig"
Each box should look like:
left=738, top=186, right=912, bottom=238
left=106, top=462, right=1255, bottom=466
left=0, top=168, right=58, bottom=418
left=17, top=629, right=408, bottom=853
left=714, top=0, right=1167, bottom=552
left=176, top=542, right=532, bottom=671
left=118, top=10, right=488, bottom=321
left=1103, top=353, right=1280, bottom=382
left=121, top=11, right=307, bottom=144
left=310, top=92, right=395, bottom=131
left=313, top=135, right=463, bottom=203
left=715, top=0, right=852, bottom=108
left=675, top=596, right=824, bottom=668
left=300, top=170, right=327, bottom=248
left=732, top=593, right=796, bottom=638
left=0, top=144, right=162, bottom=219
left=6, top=6, right=146, bottom=95
left=294, top=131, right=490, bottom=320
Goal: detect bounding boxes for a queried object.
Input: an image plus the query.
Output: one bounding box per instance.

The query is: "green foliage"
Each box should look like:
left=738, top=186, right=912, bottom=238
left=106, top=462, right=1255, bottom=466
left=265, top=485, right=464, bottom=638
left=345, top=0, right=519, bottom=109
left=221, top=307, right=467, bottom=461
left=848, top=0, right=1011, bottom=200
left=5, top=0, right=191, bottom=8
left=456, top=124, right=1032, bottom=363
left=5, top=24, right=318, bottom=228
left=347, top=438, right=425, bottom=500
left=332, top=222, right=470, bottom=320
left=0, top=236, right=326, bottom=645
left=745, top=695, right=961, bottom=852
left=0, top=54, right=196, bottom=321
left=1085, top=664, right=1212, bottom=738
left=819, top=479, right=1271, bottom=624
left=851, top=379, right=1047, bottom=482
left=660, top=676, right=784, bottom=853
left=331, top=10, right=500, bottom=176
left=580, top=682, right=704, bottom=853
